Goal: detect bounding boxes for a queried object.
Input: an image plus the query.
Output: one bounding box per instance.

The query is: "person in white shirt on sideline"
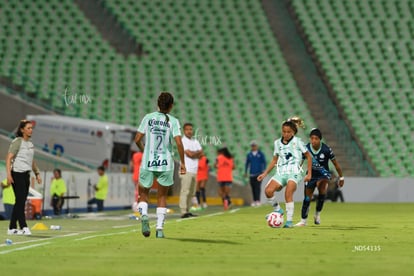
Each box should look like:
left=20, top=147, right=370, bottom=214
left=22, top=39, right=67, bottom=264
left=179, top=123, right=203, bottom=218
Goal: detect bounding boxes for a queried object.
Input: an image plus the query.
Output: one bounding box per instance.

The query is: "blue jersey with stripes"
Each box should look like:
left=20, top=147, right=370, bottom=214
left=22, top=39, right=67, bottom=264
left=306, top=143, right=335, bottom=178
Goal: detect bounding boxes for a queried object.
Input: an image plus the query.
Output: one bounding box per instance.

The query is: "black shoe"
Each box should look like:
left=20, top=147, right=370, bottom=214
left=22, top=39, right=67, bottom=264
left=181, top=212, right=198, bottom=218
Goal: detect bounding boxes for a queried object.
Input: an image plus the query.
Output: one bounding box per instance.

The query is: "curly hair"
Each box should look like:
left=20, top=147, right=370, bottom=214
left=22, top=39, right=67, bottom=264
left=282, top=116, right=305, bottom=134
left=158, top=92, right=174, bottom=123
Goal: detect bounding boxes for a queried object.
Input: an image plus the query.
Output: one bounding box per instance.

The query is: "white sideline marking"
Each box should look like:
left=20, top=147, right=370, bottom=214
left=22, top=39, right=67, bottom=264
left=112, top=224, right=136, bottom=229
left=176, top=217, right=198, bottom=222
left=61, top=233, right=81, bottom=237
left=0, top=209, right=240, bottom=251
left=0, top=242, right=51, bottom=255
left=176, top=211, right=225, bottom=222
left=204, top=212, right=224, bottom=217
left=0, top=233, right=80, bottom=248
left=74, top=230, right=132, bottom=241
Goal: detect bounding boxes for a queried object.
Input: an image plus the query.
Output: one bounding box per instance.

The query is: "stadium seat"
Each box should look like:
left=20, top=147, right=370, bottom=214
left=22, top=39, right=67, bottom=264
left=292, top=0, right=414, bottom=176
left=0, top=0, right=319, bottom=179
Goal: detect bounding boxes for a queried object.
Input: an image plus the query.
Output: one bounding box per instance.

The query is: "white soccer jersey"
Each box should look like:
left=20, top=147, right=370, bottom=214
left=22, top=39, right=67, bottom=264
left=138, top=111, right=181, bottom=172
left=273, top=136, right=308, bottom=175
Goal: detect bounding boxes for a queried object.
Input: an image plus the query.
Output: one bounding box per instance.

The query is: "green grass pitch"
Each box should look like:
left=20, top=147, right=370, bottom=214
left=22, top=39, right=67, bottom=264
left=1, top=203, right=413, bottom=275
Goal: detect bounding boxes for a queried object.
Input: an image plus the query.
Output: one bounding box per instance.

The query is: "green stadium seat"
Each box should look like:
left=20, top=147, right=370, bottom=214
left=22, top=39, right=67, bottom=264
left=292, top=0, right=414, bottom=176
left=0, top=0, right=319, bottom=179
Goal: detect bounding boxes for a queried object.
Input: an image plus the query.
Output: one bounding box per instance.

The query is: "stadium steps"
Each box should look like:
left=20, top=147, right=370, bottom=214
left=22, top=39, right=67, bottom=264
left=0, top=70, right=57, bottom=109
left=74, top=0, right=143, bottom=57
left=261, top=0, right=376, bottom=176
left=289, top=0, right=414, bottom=177
left=0, top=88, right=55, bottom=134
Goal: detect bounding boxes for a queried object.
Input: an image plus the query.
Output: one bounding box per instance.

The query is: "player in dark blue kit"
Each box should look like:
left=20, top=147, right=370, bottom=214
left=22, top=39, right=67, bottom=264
left=295, top=128, right=344, bottom=226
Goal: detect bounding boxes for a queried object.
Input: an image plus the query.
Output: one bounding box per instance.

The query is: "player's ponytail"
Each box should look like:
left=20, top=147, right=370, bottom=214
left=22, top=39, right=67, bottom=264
left=282, top=116, right=305, bottom=134
left=157, top=92, right=174, bottom=123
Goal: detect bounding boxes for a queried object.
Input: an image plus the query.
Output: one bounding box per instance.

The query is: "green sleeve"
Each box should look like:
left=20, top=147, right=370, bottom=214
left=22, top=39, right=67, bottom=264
left=8, top=137, right=22, bottom=155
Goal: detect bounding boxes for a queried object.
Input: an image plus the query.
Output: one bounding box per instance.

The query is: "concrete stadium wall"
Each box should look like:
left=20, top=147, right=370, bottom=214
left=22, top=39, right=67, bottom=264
left=258, top=176, right=414, bottom=203
left=1, top=171, right=413, bottom=215
left=0, top=169, right=251, bottom=214
left=0, top=89, right=53, bottom=132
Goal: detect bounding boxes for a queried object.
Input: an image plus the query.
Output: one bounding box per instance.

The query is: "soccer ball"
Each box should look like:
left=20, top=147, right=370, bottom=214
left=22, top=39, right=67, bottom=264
left=266, top=212, right=284, bottom=228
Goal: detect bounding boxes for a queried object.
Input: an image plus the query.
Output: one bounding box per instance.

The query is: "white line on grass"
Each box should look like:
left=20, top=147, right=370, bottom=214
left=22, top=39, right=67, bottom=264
left=204, top=212, right=224, bottom=217
left=175, top=211, right=225, bottom=222
left=0, top=233, right=80, bottom=248
left=74, top=230, right=133, bottom=241
left=175, top=217, right=199, bottom=222
left=112, top=224, right=137, bottom=229
left=0, top=242, right=51, bottom=255
left=229, top=208, right=240, bottom=213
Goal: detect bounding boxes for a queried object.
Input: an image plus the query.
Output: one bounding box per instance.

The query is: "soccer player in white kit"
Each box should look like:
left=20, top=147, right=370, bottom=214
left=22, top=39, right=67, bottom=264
left=134, top=92, right=186, bottom=238
left=257, top=117, right=312, bottom=228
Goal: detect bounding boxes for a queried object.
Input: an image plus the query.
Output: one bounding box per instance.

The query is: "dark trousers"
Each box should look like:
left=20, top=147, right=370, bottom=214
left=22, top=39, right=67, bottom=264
left=4, top=204, right=14, bottom=220
left=9, top=171, right=30, bottom=229
left=52, top=195, right=65, bottom=215
left=87, top=198, right=104, bottom=212
left=250, top=176, right=261, bottom=202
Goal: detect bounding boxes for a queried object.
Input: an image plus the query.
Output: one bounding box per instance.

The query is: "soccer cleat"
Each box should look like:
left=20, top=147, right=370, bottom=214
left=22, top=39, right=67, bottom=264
left=314, top=215, right=321, bottom=225
left=189, top=206, right=203, bottom=212
left=274, top=208, right=284, bottom=216
left=156, top=229, right=165, bottom=238
left=21, top=227, right=32, bottom=235
left=180, top=212, right=197, bottom=218
left=294, top=221, right=307, bottom=227
left=283, top=221, right=294, bottom=228
left=140, top=215, right=151, bottom=237
left=7, top=229, right=22, bottom=235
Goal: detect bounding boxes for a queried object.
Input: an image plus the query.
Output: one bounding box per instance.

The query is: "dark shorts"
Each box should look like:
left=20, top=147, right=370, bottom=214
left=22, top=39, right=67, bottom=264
left=305, top=176, right=330, bottom=190
left=218, top=181, right=232, bottom=188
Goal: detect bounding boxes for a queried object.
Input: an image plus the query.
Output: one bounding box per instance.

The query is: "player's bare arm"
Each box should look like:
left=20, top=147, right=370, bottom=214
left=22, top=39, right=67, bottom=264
left=5, top=152, right=14, bottom=185
left=175, top=136, right=186, bottom=174
left=332, top=159, right=344, bottom=187
left=303, top=151, right=312, bottom=182
left=184, top=149, right=203, bottom=159
left=134, top=132, right=145, bottom=152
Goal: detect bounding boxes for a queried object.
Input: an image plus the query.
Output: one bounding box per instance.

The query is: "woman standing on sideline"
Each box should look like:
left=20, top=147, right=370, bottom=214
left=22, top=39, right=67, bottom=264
left=6, top=119, right=42, bottom=235
left=257, top=117, right=312, bottom=228
left=134, top=92, right=186, bottom=238
left=244, top=141, right=266, bottom=206
left=215, top=147, right=235, bottom=210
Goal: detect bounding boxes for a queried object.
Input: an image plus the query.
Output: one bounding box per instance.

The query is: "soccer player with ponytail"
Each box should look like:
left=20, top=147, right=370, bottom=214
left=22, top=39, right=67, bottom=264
left=257, top=116, right=312, bottom=228
left=134, top=92, right=186, bottom=238
left=295, top=128, right=344, bottom=226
